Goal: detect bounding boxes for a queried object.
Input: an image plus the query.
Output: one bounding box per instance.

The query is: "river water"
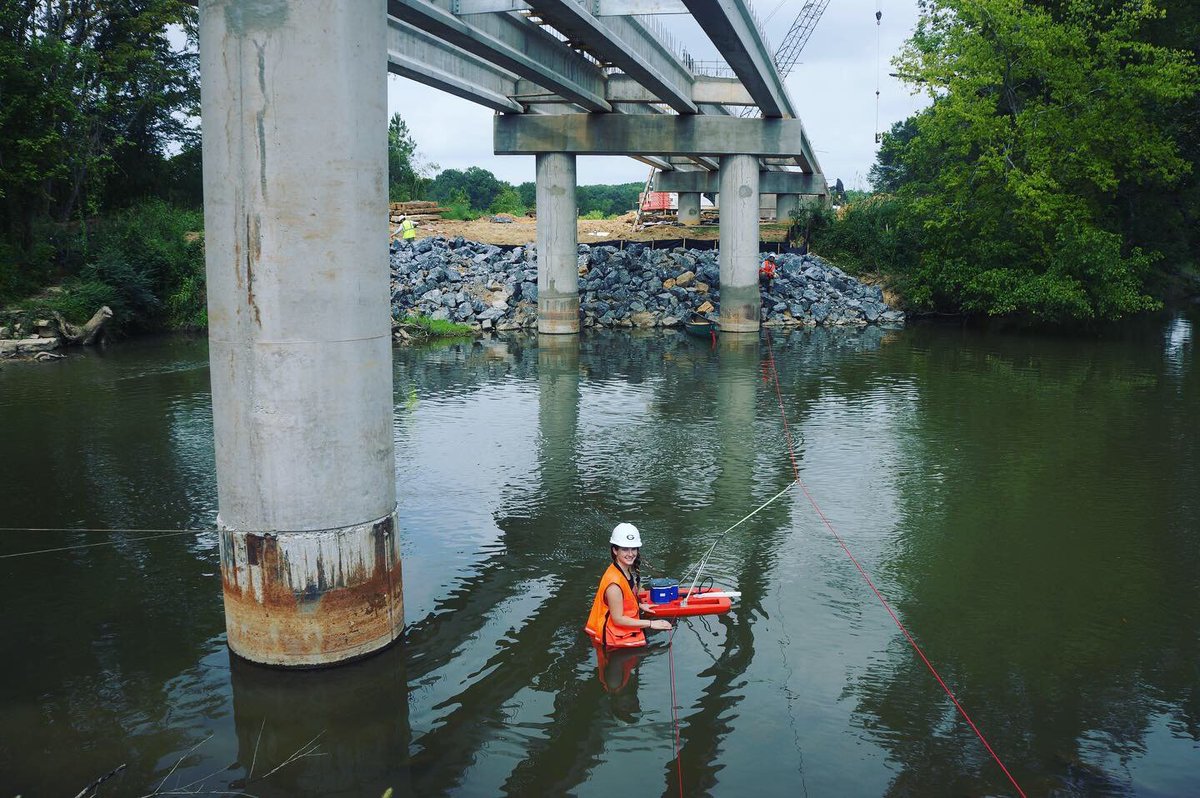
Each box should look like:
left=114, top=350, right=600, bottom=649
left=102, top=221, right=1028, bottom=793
left=1, top=312, right=1196, bottom=797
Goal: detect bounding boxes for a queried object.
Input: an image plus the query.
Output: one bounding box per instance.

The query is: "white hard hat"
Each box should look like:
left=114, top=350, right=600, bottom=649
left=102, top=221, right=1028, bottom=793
left=609, top=522, right=642, bottom=547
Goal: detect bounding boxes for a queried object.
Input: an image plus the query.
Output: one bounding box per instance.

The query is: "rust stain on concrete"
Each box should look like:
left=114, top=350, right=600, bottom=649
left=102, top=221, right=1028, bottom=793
left=245, top=213, right=262, bottom=326
left=220, top=515, right=404, bottom=666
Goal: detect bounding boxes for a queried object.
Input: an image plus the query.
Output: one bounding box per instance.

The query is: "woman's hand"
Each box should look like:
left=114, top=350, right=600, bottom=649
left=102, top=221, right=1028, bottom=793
left=648, top=619, right=672, bottom=632
left=639, top=602, right=654, bottom=613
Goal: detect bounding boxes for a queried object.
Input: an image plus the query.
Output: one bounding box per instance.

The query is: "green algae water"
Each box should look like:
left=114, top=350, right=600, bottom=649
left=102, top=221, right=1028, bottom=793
left=0, top=312, right=1196, bottom=797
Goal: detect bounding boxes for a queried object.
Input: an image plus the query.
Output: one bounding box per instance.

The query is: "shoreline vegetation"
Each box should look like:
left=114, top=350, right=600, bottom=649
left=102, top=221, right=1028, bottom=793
left=3, top=1, right=1199, bottom=358
left=393, top=314, right=476, bottom=343
left=4, top=186, right=1199, bottom=362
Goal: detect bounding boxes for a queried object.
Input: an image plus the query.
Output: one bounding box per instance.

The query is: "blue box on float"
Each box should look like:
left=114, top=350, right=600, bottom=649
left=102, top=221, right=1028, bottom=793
left=648, top=578, right=680, bottom=604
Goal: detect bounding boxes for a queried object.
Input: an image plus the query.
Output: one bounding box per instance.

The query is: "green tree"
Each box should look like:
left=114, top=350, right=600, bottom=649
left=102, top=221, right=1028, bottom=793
left=868, top=116, right=921, bottom=193
left=388, top=112, right=435, bottom=201
left=0, top=0, right=198, bottom=245
left=576, top=182, right=641, bottom=216
left=889, top=0, right=1198, bottom=322
left=488, top=185, right=525, bottom=215
left=428, top=167, right=507, bottom=211
left=517, top=181, right=536, bottom=211
left=1117, top=0, right=1200, bottom=275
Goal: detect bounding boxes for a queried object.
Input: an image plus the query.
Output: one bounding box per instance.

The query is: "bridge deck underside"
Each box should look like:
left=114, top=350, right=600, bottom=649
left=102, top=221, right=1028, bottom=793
left=387, top=0, right=824, bottom=184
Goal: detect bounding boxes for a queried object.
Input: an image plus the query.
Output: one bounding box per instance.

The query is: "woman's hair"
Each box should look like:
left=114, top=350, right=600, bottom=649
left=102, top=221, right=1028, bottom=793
left=610, top=545, right=641, bottom=593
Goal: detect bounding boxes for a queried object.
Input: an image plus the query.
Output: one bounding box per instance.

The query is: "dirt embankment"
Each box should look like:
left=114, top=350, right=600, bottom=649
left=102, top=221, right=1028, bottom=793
left=409, top=212, right=791, bottom=246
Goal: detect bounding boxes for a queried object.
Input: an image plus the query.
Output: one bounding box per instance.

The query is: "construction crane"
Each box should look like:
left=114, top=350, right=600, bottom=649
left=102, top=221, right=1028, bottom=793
left=773, top=0, right=831, bottom=78
left=738, top=0, right=831, bottom=117
left=644, top=0, right=834, bottom=223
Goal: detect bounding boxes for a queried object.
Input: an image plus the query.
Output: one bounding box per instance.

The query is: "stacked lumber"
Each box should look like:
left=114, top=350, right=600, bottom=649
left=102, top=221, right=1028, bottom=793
left=390, top=200, right=446, bottom=224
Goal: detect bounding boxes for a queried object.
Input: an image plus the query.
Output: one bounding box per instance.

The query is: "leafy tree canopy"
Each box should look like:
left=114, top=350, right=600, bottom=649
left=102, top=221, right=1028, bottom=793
left=428, top=166, right=506, bottom=212
left=0, top=0, right=198, bottom=246
left=425, top=168, right=640, bottom=218
left=388, top=113, right=436, bottom=202
left=888, top=0, right=1198, bottom=321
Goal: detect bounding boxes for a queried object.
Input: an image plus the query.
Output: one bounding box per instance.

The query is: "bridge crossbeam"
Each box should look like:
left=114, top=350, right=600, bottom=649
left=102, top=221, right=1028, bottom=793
left=656, top=168, right=825, bottom=194
left=495, top=113, right=816, bottom=158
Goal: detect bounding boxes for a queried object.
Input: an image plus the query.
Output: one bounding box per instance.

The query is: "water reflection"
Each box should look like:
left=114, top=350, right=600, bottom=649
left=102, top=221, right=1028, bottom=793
left=1164, top=313, right=1192, bottom=377
left=227, top=651, right=411, bottom=797
left=0, top=339, right=221, bottom=797
left=1, top=322, right=1198, bottom=796
left=842, top=322, right=1200, bottom=796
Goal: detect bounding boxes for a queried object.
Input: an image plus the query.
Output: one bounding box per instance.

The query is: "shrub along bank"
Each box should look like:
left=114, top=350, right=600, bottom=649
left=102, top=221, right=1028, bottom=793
left=1, top=200, right=207, bottom=338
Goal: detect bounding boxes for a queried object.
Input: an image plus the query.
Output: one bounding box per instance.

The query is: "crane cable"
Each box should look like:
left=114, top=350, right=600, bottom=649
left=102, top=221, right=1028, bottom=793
left=875, top=2, right=883, bottom=143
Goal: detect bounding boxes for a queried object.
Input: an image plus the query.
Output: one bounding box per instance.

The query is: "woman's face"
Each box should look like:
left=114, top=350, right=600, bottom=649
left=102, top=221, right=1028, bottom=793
left=613, top=545, right=639, bottom=569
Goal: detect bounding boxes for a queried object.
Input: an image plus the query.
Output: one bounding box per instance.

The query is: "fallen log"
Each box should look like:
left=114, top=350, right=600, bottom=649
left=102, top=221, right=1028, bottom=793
left=53, top=306, right=113, bottom=346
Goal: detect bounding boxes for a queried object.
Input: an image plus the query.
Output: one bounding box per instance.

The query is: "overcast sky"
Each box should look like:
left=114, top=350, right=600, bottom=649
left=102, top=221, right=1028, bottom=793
left=386, top=1, right=931, bottom=190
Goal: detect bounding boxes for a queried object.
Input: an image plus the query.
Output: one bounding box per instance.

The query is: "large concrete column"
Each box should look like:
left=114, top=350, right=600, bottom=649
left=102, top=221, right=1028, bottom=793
left=677, top=192, right=701, bottom=226
left=776, top=193, right=799, bottom=224
left=718, top=154, right=761, bottom=333
left=200, top=0, right=401, bottom=667
left=536, top=153, right=579, bottom=334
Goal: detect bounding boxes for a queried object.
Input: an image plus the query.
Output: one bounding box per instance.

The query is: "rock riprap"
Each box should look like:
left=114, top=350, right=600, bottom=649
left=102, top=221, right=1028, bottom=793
left=390, top=237, right=904, bottom=331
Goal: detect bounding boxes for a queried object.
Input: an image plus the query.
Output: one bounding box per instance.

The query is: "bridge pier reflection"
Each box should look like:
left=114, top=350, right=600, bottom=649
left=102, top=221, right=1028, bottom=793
left=228, top=649, right=411, bottom=794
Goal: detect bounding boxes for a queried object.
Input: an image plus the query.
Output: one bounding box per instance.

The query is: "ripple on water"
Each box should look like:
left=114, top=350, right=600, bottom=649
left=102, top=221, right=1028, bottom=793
left=1, top=323, right=1198, bottom=796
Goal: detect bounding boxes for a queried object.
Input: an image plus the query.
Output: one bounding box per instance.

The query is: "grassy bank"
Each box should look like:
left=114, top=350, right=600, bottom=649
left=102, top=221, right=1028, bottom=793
left=394, top=314, right=475, bottom=343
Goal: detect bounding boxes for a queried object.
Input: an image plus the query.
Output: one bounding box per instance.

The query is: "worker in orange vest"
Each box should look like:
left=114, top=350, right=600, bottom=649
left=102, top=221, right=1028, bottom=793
left=760, top=254, right=778, bottom=283
left=585, top=523, right=672, bottom=649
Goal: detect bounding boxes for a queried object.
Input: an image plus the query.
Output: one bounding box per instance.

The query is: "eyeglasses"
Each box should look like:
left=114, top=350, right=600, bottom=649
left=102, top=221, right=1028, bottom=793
left=615, top=547, right=640, bottom=554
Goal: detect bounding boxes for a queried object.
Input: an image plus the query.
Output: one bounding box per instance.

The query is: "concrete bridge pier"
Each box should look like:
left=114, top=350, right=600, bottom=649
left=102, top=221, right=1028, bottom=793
left=718, top=154, right=761, bottom=333
left=536, top=153, right=580, bottom=334
left=677, top=192, right=701, bottom=226
left=200, top=0, right=402, bottom=667
left=775, top=193, right=799, bottom=225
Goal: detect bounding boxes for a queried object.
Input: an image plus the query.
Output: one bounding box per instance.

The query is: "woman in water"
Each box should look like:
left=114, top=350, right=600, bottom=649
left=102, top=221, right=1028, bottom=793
left=585, top=522, right=672, bottom=649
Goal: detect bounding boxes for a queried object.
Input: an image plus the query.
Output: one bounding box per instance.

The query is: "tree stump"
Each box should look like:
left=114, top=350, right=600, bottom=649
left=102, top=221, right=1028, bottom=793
left=53, top=306, right=113, bottom=346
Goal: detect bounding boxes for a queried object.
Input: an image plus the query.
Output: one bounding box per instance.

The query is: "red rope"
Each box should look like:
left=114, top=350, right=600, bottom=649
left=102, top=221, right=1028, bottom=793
left=761, top=330, right=1026, bottom=798
left=668, top=627, right=683, bottom=798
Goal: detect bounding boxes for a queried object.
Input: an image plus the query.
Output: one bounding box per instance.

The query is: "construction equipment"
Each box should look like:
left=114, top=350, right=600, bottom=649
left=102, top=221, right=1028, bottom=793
left=633, top=166, right=657, bottom=228
left=774, top=0, right=831, bottom=79
left=739, top=0, right=831, bottom=118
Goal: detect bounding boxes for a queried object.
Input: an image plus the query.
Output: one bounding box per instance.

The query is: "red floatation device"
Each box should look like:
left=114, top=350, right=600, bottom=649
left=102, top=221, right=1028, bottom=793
left=639, top=577, right=738, bottom=618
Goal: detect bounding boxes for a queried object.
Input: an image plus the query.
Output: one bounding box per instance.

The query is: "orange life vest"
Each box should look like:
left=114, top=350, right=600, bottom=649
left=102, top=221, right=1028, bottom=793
left=584, top=563, right=647, bottom=648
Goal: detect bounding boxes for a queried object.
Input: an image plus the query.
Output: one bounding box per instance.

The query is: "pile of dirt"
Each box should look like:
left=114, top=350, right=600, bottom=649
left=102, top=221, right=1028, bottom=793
left=411, top=215, right=790, bottom=246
